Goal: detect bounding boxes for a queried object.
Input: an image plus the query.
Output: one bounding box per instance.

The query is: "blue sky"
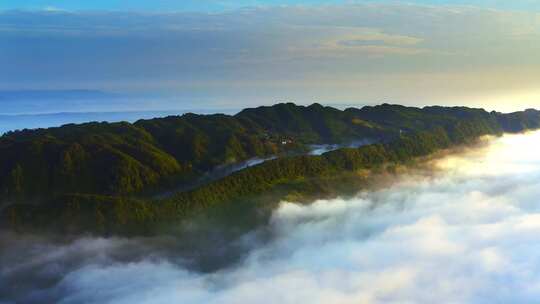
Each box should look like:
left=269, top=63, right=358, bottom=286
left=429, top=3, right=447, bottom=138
left=1, top=1, right=540, bottom=113
left=2, top=0, right=540, bottom=12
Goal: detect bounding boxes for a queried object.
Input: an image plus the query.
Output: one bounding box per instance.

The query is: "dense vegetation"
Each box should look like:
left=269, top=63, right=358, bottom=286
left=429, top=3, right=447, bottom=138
left=0, top=103, right=393, bottom=201
left=1, top=103, right=539, bottom=234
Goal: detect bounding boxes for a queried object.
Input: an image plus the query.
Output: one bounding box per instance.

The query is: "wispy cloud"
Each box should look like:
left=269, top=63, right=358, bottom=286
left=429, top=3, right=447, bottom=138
left=285, top=27, right=429, bottom=57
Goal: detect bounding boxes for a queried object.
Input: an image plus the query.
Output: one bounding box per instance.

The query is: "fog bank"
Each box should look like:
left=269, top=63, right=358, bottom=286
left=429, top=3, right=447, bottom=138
left=3, top=131, right=540, bottom=303
left=309, top=139, right=375, bottom=155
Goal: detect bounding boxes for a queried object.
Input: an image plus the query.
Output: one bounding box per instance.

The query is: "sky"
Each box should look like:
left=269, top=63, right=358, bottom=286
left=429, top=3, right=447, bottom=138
left=3, top=0, right=540, bottom=12
left=1, top=0, right=540, bottom=112
left=4, top=131, right=540, bottom=303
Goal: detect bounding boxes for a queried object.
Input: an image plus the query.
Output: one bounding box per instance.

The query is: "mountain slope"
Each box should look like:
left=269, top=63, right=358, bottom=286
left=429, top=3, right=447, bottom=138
left=2, top=103, right=539, bottom=234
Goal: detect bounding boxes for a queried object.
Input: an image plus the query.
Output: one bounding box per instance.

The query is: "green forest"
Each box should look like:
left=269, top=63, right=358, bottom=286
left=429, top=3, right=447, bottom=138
left=2, top=103, right=540, bottom=234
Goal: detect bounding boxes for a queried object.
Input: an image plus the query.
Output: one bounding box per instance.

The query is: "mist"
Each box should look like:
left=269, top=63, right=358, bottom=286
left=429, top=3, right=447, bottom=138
left=309, top=139, right=376, bottom=155
left=3, top=131, right=540, bottom=303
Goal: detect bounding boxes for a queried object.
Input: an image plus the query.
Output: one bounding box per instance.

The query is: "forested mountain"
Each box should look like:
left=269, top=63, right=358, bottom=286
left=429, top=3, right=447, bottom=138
left=0, top=103, right=391, bottom=201
left=1, top=103, right=539, bottom=233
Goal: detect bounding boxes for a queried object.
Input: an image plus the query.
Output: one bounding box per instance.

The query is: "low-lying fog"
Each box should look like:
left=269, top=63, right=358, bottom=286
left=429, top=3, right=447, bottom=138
left=309, top=139, right=375, bottom=155
left=3, top=131, right=540, bottom=303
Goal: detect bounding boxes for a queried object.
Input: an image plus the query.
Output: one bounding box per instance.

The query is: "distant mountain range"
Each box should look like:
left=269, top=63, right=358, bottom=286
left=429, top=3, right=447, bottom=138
left=0, top=89, right=228, bottom=116
left=2, top=102, right=539, bottom=234
left=0, top=90, right=240, bottom=132
left=0, top=110, right=235, bottom=134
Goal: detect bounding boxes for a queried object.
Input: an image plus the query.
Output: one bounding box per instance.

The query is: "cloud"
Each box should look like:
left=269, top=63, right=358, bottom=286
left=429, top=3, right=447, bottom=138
left=42, top=6, right=68, bottom=12
left=3, top=131, right=540, bottom=303
left=289, top=27, right=429, bottom=57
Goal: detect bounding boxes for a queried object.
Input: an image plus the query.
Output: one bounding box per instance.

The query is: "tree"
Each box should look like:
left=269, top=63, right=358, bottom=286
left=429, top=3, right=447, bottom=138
left=8, top=164, right=24, bottom=199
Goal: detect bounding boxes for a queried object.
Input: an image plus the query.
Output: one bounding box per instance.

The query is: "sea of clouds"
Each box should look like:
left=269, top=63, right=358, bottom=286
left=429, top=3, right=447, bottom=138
left=3, top=131, right=540, bottom=303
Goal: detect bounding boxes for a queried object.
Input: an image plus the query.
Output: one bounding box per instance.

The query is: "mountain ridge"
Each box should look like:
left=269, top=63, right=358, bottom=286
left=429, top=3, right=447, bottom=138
left=2, top=102, right=540, bottom=234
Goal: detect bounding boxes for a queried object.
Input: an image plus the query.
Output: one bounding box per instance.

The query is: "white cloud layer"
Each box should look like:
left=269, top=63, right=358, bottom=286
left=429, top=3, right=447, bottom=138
left=3, top=131, right=540, bottom=303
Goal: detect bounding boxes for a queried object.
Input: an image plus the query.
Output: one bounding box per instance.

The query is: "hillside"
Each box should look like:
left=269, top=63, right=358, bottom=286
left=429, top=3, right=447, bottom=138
left=1, top=103, right=391, bottom=201
left=1, top=103, right=540, bottom=234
